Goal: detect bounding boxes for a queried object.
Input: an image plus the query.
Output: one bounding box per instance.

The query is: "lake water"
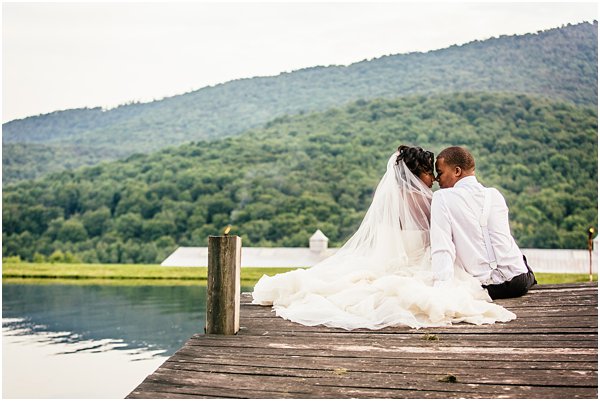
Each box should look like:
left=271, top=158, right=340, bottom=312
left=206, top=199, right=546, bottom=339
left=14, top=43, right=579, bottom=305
left=2, top=280, right=251, bottom=398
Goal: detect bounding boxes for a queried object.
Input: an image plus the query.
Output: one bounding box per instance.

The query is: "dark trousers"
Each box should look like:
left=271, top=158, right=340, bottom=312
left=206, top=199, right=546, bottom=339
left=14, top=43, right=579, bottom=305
left=483, top=256, right=537, bottom=300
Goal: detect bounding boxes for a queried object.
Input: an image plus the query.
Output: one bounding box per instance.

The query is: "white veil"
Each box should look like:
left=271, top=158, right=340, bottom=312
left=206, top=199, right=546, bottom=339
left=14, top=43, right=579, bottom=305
left=253, top=151, right=433, bottom=299
left=308, top=151, right=433, bottom=275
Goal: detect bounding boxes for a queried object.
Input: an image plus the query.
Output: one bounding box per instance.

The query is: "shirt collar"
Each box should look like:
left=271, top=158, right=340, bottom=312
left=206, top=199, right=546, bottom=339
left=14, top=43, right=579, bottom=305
left=454, top=175, right=479, bottom=188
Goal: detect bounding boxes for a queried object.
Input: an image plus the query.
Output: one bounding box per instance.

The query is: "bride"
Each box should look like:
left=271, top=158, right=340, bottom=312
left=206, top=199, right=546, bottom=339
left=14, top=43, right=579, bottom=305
left=252, top=145, right=516, bottom=330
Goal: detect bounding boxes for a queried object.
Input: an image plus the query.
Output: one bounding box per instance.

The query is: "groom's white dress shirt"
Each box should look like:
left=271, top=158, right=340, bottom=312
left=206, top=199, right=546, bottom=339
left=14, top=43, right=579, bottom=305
left=430, top=176, right=528, bottom=286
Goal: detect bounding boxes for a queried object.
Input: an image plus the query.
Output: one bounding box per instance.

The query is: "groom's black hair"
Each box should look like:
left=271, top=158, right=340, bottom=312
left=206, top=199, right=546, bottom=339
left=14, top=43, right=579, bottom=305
left=396, top=145, right=434, bottom=176
left=437, top=146, right=475, bottom=171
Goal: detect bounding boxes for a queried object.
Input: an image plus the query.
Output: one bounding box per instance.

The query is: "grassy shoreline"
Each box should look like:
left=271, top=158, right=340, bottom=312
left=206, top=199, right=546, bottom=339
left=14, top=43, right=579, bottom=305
left=2, top=262, right=597, bottom=286
left=1, top=262, right=297, bottom=285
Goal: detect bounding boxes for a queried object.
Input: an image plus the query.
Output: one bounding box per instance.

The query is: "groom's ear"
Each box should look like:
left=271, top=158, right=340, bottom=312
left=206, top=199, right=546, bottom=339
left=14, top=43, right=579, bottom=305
left=454, top=166, right=462, bottom=177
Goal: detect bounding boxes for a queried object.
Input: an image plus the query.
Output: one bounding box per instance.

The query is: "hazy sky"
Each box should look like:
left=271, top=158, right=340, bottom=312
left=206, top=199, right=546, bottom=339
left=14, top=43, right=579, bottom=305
left=2, top=1, right=597, bottom=122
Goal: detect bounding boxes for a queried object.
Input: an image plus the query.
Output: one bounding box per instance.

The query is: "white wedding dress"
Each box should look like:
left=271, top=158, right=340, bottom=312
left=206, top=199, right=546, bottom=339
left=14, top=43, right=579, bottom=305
left=252, top=152, right=516, bottom=330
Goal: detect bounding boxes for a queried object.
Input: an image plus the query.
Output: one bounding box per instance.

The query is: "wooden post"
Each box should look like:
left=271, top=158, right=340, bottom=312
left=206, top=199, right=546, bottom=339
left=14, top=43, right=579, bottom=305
left=588, top=228, right=595, bottom=283
left=206, top=235, right=241, bottom=335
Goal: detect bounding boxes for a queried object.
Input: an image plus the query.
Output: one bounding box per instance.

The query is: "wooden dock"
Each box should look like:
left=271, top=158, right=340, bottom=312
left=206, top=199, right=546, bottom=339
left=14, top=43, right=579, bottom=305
left=128, top=282, right=598, bottom=399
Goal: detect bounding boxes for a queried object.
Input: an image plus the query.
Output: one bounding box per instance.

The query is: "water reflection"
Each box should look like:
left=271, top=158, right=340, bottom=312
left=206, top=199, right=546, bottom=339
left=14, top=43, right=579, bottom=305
left=2, top=280, right=253, bottom=398
left=2, top=281, right=209, bottom=355
left=3, top=325, right=169, bottom=398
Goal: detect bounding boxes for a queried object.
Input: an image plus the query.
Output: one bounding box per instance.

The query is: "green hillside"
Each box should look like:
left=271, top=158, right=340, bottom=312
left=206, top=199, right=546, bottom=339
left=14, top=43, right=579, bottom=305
left=3, top=22, right=597, bottom=183
left=3, top=93, right=597, bottom=263
left=2, top=143, right=122, bottom=183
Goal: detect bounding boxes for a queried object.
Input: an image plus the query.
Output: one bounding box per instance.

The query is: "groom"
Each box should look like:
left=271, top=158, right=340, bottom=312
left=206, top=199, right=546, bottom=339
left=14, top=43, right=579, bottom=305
left=430, top=146, right=537, bottom=299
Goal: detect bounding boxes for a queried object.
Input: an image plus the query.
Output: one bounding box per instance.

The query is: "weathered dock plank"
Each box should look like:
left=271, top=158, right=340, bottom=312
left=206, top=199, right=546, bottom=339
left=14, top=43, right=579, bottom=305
left=128, top=282, right=598, bottom=399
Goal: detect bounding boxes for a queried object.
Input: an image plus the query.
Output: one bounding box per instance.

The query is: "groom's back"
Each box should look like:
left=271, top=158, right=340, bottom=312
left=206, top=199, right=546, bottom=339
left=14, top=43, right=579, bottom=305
left=431, top=177, right=528, bottom=285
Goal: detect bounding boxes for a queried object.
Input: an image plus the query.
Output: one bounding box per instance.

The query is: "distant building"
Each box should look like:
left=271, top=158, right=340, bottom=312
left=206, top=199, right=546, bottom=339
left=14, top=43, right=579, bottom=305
left=161, top=229, right=337, bottom=268
left=309, top=229, right=328, bottom=252
left=520, top=246, right=598, bottom=274
left=161, top=231, right=598, bottom=274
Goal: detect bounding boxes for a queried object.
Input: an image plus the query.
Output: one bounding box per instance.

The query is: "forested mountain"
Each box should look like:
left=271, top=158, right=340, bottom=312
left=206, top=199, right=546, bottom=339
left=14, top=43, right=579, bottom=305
left=3, top=21, right=597, bottom=183
left=3, top=93, right=597, bottom=263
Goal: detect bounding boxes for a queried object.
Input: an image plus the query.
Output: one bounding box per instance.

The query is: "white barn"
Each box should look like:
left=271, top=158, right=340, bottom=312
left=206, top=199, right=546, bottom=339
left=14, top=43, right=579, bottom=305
left=161, top=230, right=337, bottom=268
left=161, top=231, right=598, bottom=274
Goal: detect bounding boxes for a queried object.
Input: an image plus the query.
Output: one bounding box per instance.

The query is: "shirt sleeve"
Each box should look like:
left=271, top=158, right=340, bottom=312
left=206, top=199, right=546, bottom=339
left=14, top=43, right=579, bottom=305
left=430, top=191, right=456, bottom=284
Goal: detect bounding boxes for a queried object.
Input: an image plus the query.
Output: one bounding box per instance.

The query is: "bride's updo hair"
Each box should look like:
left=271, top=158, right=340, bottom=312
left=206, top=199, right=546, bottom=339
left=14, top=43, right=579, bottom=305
left=396, top=145, right=434, bottom=176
